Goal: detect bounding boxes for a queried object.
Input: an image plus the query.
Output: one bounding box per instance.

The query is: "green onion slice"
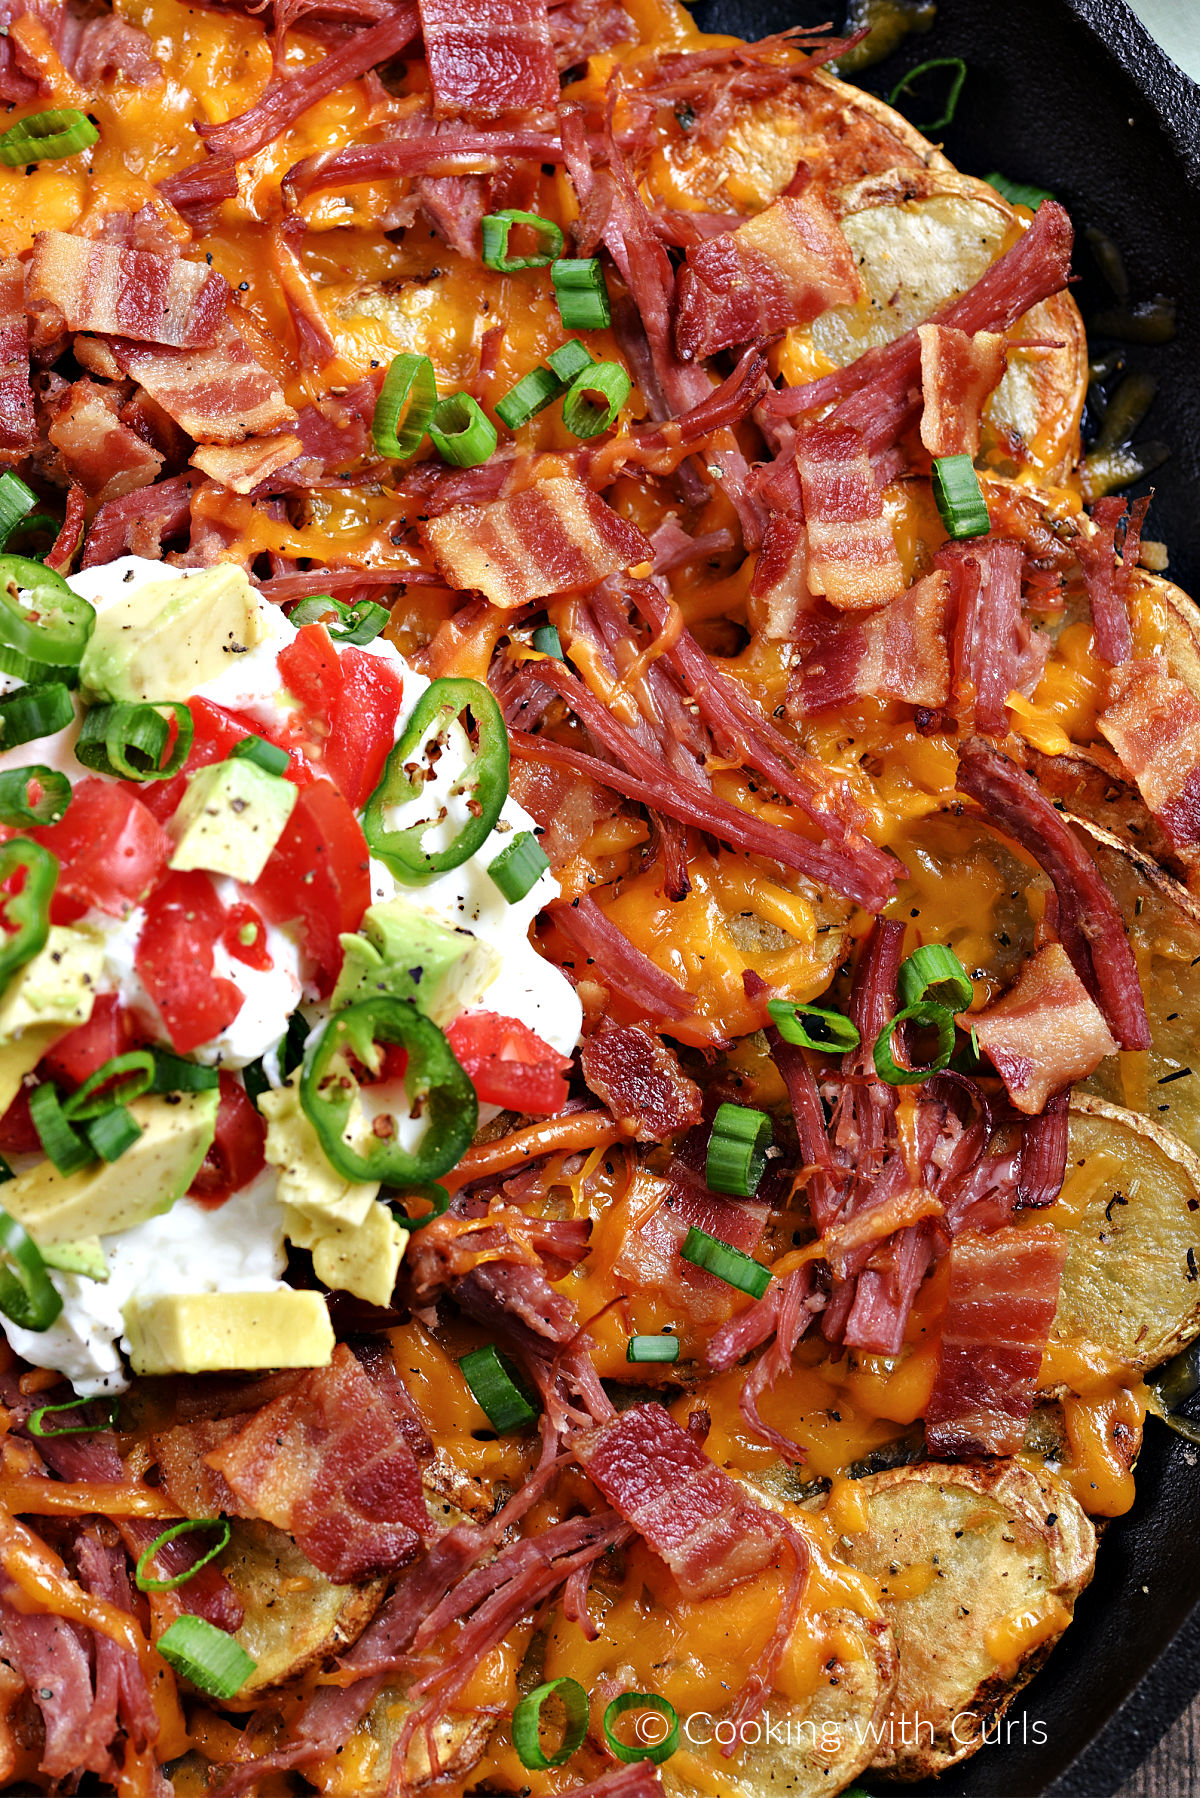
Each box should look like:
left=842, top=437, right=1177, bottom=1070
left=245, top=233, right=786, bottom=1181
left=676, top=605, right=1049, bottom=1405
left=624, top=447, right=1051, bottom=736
left=547, top=340, right=594, bottom=385
left=986, top=171, right=1054, bottom=211
left=931, top=453, right=990, bottom=540
left=62, top=1051, right=155, bottom=1121
left=0, top=1206, right=62, bottom=1332
left=288, top=594, right=389, bottom=646
left=459, top=1343, right=538, bottom=1432
left=75, top=701, right=193, bottom=782
left=84, top=1103, right=143, bottom=1163
left=898, top=944, right=974, bottom=1012
left=681, top=1225, right=771, bottom=1301
left=149, top=1049, right=220, bottom=1094
left=481, top=210, right=564, bottom=272
left=551, top=258, right=612, bottom=332
left=512, top=1675, right=588, bottom=1770
left=28, top=1396, right=118, bottom=1437
left=29, top=1082, right=93, bottom=1175
left=0, top=682, right=74, bottom=748
left=562, top=360, right=631, bottom=439
left=705, top=1100, right=772, bottom=1197
left=155, top=1615, right=256, bottom=1699
left=626, top=1334, right=679, bottom=1364
left=428, top=392, right=497, bottom=469
left=488, top=830, right=549, bottom=903
left=603, top=1692, right=680, bottom=1766
left=767, top=998, right=860, bottom=1055
left=888, top=56, right=967, bottom=132
left=230, top=734, right=290, bottom=777
left=135, top=1519, right=232, bottom=1593
left=495, top=365, right=563, bottom=431
left=873, top=1001, right=958, bottom=1086
left=531, top=624, right=562, bottom=658
left=0, top=108, right=98, bottom=167
left=0, top=765, right=71, bottom=828
left=372, top=351, right=437, bottom=462
left=0, top=474, right=38, bottom=549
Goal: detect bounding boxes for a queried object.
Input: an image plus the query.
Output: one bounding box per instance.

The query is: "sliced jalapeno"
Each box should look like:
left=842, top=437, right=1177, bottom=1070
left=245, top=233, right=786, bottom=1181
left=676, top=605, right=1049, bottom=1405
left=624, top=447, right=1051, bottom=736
left=362, top=677, right=509, bottom=880
left=0, top=554, right=94, bottom=682
left=0, top=1206, right=62, bottom=1331
left=0, top=838, right=56, bottom=988
left=300, top=996, right=477, bottom=1186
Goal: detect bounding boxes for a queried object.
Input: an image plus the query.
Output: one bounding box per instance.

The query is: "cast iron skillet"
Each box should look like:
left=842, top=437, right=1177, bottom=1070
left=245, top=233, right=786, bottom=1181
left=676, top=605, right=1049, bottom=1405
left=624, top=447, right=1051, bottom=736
left=683, top=3, right=1200, bottom=1794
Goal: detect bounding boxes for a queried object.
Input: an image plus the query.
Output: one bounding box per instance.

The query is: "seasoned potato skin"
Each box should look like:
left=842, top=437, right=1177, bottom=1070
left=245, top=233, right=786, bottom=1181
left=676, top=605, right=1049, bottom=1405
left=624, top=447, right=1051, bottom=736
left=819, top=1461, right=1095, bottom=1780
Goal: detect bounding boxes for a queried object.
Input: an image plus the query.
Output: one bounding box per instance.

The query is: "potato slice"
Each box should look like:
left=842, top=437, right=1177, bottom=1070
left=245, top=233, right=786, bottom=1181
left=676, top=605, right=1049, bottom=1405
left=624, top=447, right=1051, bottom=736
left=217, top=1521, right=386, bottom=1700
left=305, top=1689, right=492, bottom=1796
left=820, top=1461, right=1095, bottom=1779
left=1051, top=1096, right=1200, bottom=1370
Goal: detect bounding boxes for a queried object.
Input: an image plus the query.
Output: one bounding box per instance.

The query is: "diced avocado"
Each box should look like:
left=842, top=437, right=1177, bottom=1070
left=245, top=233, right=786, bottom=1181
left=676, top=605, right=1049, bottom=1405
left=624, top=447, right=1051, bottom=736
left=283, top=1199, right=408, bottom=1310
left=123, top=1289, right=334, bottom=1376
left=3, top=1089, right=218, bottom=1243
left=0, top=926, right=106, bottom=1114
left=41, top=1237, right=108, bottom=1281
left=80, top=566, right=272, bottom=704
left=169, top=758, right=297, bottom=884
left=259, top=1077, right=379, bottom=1225
left=330, top=898, right=499, bottom=1027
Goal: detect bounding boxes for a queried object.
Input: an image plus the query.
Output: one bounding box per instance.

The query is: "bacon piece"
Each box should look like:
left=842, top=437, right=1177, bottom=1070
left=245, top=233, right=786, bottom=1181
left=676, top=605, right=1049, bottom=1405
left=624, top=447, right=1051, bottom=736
left=918, top=324, right=1007, bottom=458
left=417, top=0, right=557, bottom=116
left=204, top=1344, right=430, bottom=1583
left=615, top=1176, right=768, bottom=1327
left=572, top=1403, right=781, bottom=1598
left=1018, top=1090, right=1070, bottom=1210
left=550, top=891, right=693, bottom=1020
left=796, top=424, right=903, bottom=610
left=196, top=3, right=419, bottom=160
left=1077, top=495, right=1149, bottom=666
left=45, top=378, right=165, bottom=503
left=508, top=757, right=613, bottom=869
left=674, top=192, right=861, bottom=360
left=752, top=512, right=810, bottom=641
left=957, top=738, right=1149, bottom=1050
left=938, top=536, right=1033, bottom=736
left=107, top=329, right=297, bottom=445
left=1098, top=657, right=1200, bottom=849
left=580, top=1024, right=701, bottom=1140
left=44, top=482, right=86, bottom=573
left=925, top=1221, right=1067, bottom=1458
left=967, top=942, right=1119, bottom=1115
left=795, top=570, right=951, bottom=714
left=423, top=475, right=650, bottom=606
left=191, top=433, right=305, bottom=493
left=0, top=255, right=33, bottom=451
left=26, top=231, right=227, bottom=349
left=82, top=469, right=200, bottom=566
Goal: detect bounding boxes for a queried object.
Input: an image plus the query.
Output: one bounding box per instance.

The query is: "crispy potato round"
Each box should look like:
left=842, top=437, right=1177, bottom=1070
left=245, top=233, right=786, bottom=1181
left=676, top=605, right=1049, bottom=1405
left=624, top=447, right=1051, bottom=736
left=1052, top=1096, right=1200, bottom=1370
left=820, top=1461, right=1095, bottom=1780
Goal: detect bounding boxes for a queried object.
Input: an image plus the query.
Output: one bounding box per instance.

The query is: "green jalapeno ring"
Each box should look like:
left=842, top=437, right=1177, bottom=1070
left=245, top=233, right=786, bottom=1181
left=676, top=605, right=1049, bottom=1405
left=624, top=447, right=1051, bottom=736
left=0, top=1205, right=62, bottom=1332
left=0, top=555, right=95, bottom=669
left=362, top=677, right=510, bottom=881
left=0, top=837, right=57, bottom=989
left=300, top=996, right=478, bottom=1187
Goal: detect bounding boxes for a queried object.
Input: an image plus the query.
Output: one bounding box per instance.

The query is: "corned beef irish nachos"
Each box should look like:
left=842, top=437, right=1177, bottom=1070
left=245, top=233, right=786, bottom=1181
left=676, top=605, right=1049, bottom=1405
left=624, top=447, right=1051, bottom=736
left=0, top=0, right=1188, bottom=1792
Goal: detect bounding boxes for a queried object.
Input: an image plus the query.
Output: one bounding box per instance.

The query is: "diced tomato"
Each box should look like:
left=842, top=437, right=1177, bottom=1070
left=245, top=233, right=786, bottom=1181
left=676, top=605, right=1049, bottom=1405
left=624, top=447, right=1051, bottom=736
left=189, top=1071, right=266, bottom=1205
left=222, top=902, right=272, bottom=972
left=251, top=781, right=369, bottom=996
left=135, top=870, right=243, bottom=1054
left=0, top=1083, right=39, bottom=1156
left=32, top=780, right=171, bottom=920
left=446, top=1012, right=571, bottom=1115
left=277, top=625, right=402, bottom=809
left=135, top=697, right=314, bottom=825
left=42, top=995, right=142, bottom=1089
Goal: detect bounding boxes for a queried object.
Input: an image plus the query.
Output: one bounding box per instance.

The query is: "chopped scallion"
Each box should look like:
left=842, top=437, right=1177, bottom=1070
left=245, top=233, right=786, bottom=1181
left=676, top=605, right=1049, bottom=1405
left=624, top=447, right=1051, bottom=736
left=603, top=1692, right=680, bottom=1765
left=0, top=765, right=70, bottom=827
left=84, top=1103, right=143, bottom=1163
left=888, top=56, right=968, bottom=132
left=626, top=1334, right=680, bottom=1364
left=155, top=1615, right=256, bottom=1699
left=62, top=1051, right=155, bottom=1121
left=488, top=830, right=548, bottom=903
left=0, top=108, right=98, bottom=166
left=459, top=1343, right=538, bottom=1432
left=29, top=1082, right=92, bottom=1175
left=428, top=392, right=497, bottom=469
left=562, top=359, right=631, bottom=439
left=512, top=1675, right=588, bottom=1770
left=372, top=351, right=437, bottom=462
left=0, top=473, right=38, bottom=549
left=931, top=453, right=990, bottom=540
left=135, top=1519, right=232, bottom=1593
left=149, top=1049, right=220, bottom=1095
left=481, top=209, right=564, bottom=272
left=551, top=258, right=612, bottom=332
left=705, top=1100, right=772, bottom=1197
left=231, top=734, right=290, bottom=777
left=495, top=365, right=562, bottom=431
left=0, top=682, right=73, bottom=749
left=531, top=624, right=563, bottom=658
left=986, top=171, right=1054, bottom=211
left=0, top=1207, right=61, bottom=1332
left=873, top=1001, right=958, bottom=1086
left=681, top=1225, right=770, bottom=1300
left=28, top=1396, right=118, bottom=1437
left=897, top=943, right=974, bottom=1012
left=75, top=701, right=193, bottom=782
left=546, top=339, right=593, bottom=384
left=767, top=998, right=860, bottom=1055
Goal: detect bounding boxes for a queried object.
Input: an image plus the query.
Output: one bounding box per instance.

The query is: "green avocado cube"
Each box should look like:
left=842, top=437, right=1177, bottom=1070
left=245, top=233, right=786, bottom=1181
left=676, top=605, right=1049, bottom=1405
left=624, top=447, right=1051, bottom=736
left=41, top=1237, right=108, bottom=1281
left=123, top=1289, right=335, bottom=1375
left=80, top=565, right=273, bottom=705
left=331, top=898, right=499, bottom=1026
left=169, top=758, right=297, bottom=884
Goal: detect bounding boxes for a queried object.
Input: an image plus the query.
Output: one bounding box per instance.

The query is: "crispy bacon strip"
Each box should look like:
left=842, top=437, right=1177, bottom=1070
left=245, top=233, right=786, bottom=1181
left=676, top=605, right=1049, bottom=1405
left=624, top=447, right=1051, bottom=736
left=956, top=738, right=1150, bottom=1050
left=674, top=192, right=861, bottom=360
left=796, top=424, right=903, bottom=610
left=423, top=475, right=651, bottom=606
left=615, top=1177, right=769, bottom=1328
left=204, top=1344, right=430, bottom=1583
left=752, top=511, right=810, bottom=641
left=794, top=570, right=952, bottom=714
left=924, top=1221, right=1067, bottom=1458
left=45, top=378, right=164, bottom=502
left=0, top=255, right=33, bottom=450
left=967, top=942, right=1118, bottom=1115
left=107, top=329, right=297, bottom=445
left=418, top=0, right=557, bottom=116
left=580, top=1024, right=701, bottom=1140
left=1077, top=495, right=1149, bottom=666
left=27, top=231, right=227, bottom=349
left=191, top=434, right=304, bottom=493
left=196, top=3, right=419, bottom=159
left=1099, top=656, right=1200, bottom=848
left=918, top=324, right=1007, bottom=458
